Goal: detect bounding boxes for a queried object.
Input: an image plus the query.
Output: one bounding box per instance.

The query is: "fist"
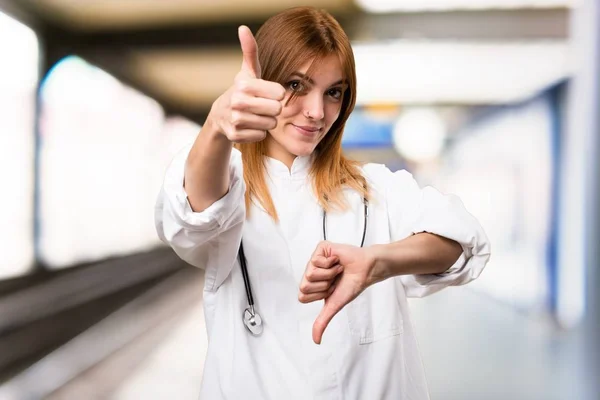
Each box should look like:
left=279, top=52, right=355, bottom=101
left=299, top=241, right=376, bottom=345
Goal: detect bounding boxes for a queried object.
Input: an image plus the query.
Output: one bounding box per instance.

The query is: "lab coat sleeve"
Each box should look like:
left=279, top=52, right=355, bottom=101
left=154, top=143, right=245, bottom=291
left=373, top=164, right=491, bottom=298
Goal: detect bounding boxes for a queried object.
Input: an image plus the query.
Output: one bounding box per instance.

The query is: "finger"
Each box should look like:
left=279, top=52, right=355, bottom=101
left=300, top=270, right=342, bottom=294
left=313, top=292, right=346, bottom=345
left=310, top=240, right=332, bottom=259
left=236, top=79, right=285, bottom=101
left=298, top=284, right=336, bottom=304
left=227, top=128, right=268, bottom=143
left=230, top=95, right=282, bottom=117
left=299, top=280, right=331, bottom=295
left=305, top=264, right=343, bottom=282
left=238, top=25, right=261, bottom=78
left=230, top=111, right=277, bottom=131
left=311, top=255, right=339, bottom=269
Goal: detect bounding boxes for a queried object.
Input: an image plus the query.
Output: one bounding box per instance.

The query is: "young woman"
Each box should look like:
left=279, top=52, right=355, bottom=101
left=155, top=6, right=491, bottom=400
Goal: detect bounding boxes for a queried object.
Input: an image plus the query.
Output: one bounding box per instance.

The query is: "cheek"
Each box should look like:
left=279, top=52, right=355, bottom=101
left=279, top=99, right=302, bottom=120
left=325, top=104, right=342, bottom=128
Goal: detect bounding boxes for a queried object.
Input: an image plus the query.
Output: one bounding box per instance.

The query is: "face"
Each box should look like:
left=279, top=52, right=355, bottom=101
left=265, top=54, right=346, bottom=167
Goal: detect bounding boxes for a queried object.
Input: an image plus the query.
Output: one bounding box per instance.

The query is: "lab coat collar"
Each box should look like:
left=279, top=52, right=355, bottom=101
left=264, top=155, right=312, bottom=179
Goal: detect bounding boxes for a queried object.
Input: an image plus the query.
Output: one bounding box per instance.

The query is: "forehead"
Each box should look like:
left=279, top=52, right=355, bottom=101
left=296, top=54, right=344, bottom=85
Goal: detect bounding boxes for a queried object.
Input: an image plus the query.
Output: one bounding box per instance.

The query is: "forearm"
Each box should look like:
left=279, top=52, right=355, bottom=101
left=367, top=233, right=463, bottom=285
left=184, top=115, right=233, bottom=212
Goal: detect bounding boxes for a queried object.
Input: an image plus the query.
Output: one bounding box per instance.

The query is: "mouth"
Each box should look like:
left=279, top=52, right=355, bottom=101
left=292, top=124, right=322, bottom=136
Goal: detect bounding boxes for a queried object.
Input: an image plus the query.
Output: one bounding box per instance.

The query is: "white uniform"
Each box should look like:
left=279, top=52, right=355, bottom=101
left=155, top=146, right=491, bottom=400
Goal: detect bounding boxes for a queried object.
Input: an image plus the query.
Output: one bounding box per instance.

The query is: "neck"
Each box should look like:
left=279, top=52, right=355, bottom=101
left=264, top=136, right=296, bottom=170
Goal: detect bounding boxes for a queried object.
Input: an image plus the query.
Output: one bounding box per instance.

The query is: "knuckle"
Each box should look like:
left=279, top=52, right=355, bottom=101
left=230, top=94, right=245, bottom=110
left=299, top=282, right=310, bottom=293
left=235, top=80, right=251, bottom=93
left=248, top=130, right=265, bottom=142
left=267, top=117, right=277, bottom=130
left=230, top=111, right=243, bottom=128
left=227, top=132, right=241, bottom=143
left=252, top=130, right=267, bottom=142
left=223, top=125, right=236, bottom=139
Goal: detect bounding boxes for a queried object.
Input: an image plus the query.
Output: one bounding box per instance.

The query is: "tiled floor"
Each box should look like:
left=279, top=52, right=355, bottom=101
left=112, top=301, right=206, bottom=400
left=109, top=281, right=595, bottom=400
left=409, top=288, right=592, bottom=400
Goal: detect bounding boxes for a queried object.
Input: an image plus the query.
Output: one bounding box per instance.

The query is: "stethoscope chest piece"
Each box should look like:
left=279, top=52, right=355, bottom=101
left=243, top=306, right=263, bottom=335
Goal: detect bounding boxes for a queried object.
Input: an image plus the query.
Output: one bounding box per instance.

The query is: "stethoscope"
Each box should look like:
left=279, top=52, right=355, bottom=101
left=238, top=196, right=369, bottom=335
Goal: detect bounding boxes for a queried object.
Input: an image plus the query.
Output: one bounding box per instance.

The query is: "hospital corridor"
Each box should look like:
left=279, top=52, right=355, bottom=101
left=0, top=0, right=598, bottom=399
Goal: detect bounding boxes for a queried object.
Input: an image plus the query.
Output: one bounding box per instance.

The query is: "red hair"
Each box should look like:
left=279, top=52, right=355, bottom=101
left=235, top=7, right=368, bottom=220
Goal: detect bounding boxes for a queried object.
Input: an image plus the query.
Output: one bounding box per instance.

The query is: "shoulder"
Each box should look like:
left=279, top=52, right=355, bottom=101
left=358, top=162, right=424, bottom=210
left=360, top=162, right=417, bottom=192
left=361, top=162, right=389, bottom=180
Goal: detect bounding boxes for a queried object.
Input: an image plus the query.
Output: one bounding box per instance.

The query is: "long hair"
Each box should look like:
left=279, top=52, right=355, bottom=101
left=235, top=7, right=368, bottom=221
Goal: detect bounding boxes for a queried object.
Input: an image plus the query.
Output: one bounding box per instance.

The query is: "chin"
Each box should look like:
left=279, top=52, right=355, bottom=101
left=285, top=141, right=317, bottom=157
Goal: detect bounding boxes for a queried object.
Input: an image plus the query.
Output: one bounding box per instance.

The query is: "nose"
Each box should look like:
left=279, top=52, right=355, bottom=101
left=303, top=91, right=325, bottom=121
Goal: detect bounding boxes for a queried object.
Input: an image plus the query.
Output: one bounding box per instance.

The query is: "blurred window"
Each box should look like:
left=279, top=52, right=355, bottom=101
left=0, top=11, right=38, bottom=279
left=38, top=56, right=166, bottom=268
left=434, top=94, right=556, bottom=310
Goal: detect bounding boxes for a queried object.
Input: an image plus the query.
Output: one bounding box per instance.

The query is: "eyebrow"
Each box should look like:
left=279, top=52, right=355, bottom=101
left=290, top=72, right=345, bottom=87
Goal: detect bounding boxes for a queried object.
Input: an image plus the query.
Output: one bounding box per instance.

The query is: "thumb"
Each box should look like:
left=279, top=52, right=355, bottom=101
left=238, top=25, right=261, bottom=79
left=312, top=291, right=345, bottom=345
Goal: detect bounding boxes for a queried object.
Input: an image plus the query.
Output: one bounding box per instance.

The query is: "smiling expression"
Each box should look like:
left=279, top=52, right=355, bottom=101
left=264, top=54, right=346, bottom=168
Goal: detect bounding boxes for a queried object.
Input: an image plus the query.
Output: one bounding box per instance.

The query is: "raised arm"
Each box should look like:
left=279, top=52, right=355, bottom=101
left=184, top=25, right=285, bottom=212
left=155, top=26, right=285, bottom=289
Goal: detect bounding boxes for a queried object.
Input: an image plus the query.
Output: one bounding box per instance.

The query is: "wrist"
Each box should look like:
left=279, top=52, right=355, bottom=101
left=187, top=111, right=232, bottom=168
left=204, top=110, right=228, bottom=142
left=366, top=244, right=391, bottom=286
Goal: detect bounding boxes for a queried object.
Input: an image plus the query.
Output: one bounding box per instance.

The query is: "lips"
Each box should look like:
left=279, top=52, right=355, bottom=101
left=292, top=124, right=322, bottom=136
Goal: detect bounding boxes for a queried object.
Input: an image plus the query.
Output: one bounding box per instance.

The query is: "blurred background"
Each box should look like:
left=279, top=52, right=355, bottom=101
left=0, top=0, right=598, bottom=399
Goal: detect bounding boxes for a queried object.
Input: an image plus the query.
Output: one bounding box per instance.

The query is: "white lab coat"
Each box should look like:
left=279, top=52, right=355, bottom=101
left=155, top=145, right=491, bottom=400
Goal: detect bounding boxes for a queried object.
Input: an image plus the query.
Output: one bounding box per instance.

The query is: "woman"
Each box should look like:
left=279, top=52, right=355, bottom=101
left=155, top=6, right=491, bottom=400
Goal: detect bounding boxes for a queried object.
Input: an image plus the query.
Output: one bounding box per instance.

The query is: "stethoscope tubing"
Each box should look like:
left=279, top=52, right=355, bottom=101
left=238, top=241, right=255, bottom=308
left=239, top=196, right=368, bottom=335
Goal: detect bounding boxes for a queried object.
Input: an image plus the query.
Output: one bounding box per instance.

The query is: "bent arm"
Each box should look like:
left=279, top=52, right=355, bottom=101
left=155, top=140, right=245, bottom=290
left=366, top=164, right=491, bottom=298
left=367, top=233, right=463, bottom=285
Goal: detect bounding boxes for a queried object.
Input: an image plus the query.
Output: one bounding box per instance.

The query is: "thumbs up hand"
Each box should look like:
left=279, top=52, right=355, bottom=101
left=208, top=26, right=286, bottom=143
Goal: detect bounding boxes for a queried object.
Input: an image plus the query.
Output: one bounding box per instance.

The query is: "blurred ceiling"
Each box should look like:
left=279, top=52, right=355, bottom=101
left=20, top=0, right=354, bottom=30
left=0, top=0, right=573, bottom=122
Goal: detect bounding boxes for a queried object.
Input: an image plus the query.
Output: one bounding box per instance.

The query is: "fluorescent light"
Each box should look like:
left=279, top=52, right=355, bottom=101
left=356, top=0, right=575, bottom=13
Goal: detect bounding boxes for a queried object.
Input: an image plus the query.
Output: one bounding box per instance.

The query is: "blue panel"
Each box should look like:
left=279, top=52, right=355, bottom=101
left=342, top=111, right=393, bottom=148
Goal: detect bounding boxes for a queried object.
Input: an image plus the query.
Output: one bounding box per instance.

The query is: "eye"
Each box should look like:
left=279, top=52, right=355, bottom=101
left=287, top=80, right=305, bottom=92
left=327, top=87, right=343, bottom=100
